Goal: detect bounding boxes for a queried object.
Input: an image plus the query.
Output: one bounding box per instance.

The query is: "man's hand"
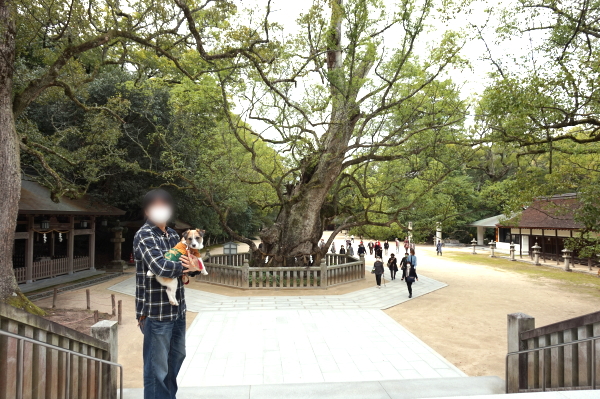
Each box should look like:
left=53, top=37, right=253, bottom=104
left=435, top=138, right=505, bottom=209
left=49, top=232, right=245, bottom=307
left=181, top=255, right=192, bottom=273
left=181, top=254, right=201, bottom=274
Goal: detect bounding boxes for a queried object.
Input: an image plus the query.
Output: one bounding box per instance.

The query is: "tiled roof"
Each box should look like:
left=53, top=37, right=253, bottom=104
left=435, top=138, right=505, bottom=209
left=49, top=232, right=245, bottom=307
left=19, top=180, right=125, bottom=216
left=499, top=194, right=583, bottom=230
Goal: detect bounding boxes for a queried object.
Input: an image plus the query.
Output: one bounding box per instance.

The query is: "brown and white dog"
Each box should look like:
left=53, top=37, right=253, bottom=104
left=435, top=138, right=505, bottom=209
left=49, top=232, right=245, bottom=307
left=147, top=229, right=208, bottom=306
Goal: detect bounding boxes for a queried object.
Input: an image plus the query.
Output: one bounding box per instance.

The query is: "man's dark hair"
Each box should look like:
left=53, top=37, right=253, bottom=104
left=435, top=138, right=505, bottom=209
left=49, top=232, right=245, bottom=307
left=142, top=189, right=175, bottom=210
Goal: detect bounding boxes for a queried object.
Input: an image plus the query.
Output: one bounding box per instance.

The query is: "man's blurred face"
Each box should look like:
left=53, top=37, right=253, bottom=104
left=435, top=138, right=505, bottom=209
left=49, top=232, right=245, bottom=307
left=145, top=199, right=173, bottom=225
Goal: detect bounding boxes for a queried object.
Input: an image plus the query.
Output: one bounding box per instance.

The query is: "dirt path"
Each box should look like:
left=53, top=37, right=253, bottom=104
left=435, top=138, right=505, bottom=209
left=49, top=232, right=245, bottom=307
left=384, top=246, right=599, bottom=378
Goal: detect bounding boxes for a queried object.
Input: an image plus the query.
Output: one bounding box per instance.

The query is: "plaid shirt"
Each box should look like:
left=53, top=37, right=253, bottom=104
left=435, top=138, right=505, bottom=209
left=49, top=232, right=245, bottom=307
left=134, top=221, right=186, bottom=321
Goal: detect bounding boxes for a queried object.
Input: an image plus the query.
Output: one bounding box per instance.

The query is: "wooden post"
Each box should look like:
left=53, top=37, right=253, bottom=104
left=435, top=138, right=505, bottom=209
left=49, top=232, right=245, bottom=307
left=111, top=294, right=116, bottom=316
left=320, top=258, right=328, bottom=288
left=89, top=216, right=96, bottom=270
left=86, top=289, right=90, bottom=310
left=117, top=300, right=122, bottom=325
left=507, top=313, right=536, bottom=393
left=52, top=288, right=58, bottom=309
left=25, top=216, right=34, bottom=283
left=241, top=259, right=250, bottom=289
left=93, top=310, right=99, bottom=324
left=67, top=216, right=75, bottom=274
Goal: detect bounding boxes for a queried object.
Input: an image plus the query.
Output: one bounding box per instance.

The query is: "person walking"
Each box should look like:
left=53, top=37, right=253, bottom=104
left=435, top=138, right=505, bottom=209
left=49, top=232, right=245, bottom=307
left=400, top=260, right=418, bottom=298
left=357, top=243, right=366, bottom=257
left=351, top=235, right=355, bottom=243
left=387, top=253, right=398, bottom=280
left=407, top=248, right=417, bottom=270
left=395, top=238, right=400, bottom=253
left=373, top=257, right=385, bottom=288
left=404, top=238, right=409, bottom=252
left=383, top=240, right=390, bottom=256
left=319, top=238, right=325, bottom=249
left=436, top=240, right=443, bottom=256
left=134, top=189, right=196, bottom=399
left=339, top=245, right=346, bottom=255
left=368, top=241, right=374, bottom=255
left=330, top=242, right=336, bottom=253
left=347, top=244, right=355, bottom=256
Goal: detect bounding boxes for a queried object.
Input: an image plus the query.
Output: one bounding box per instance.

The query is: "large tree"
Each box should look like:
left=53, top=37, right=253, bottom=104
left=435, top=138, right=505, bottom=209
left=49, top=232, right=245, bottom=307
left=207, top=0, right=470, bottom=264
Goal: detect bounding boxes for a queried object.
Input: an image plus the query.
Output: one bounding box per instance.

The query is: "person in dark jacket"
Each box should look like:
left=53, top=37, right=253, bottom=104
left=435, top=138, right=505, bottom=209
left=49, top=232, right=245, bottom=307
left=383, top=240, right=390, bottom=255
left=401, top=259, right=418, bottom=298
left=339, top=246, right=346, bottom=254
left=368, top=241, right=374, bottom=255
left=357, top=243, right=366, bottom=256
left=373, top=257, right=385, bottom=288
left=387, top=253, right=398, bottom=280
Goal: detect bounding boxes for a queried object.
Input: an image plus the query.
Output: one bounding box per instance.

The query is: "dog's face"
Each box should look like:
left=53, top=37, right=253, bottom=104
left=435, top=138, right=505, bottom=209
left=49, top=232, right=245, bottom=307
left=182, top=229, right=205, bottom=250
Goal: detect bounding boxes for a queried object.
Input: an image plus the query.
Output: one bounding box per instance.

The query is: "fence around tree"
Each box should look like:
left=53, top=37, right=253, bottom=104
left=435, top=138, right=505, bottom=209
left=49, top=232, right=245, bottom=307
left=196, top=252, right=366, bottom=289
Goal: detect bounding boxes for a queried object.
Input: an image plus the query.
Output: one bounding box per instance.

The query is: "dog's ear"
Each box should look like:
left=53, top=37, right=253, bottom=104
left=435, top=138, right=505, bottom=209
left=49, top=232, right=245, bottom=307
left=196, top=229, right=205, bottom=237
left=182, top=229, right=190, bottom=239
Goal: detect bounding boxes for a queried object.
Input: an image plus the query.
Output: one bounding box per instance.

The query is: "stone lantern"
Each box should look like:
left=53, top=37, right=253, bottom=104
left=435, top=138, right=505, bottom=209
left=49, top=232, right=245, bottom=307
left=562, top=248, right=572, bottom=272
left=107, top=224, right=127, bottom=271
left=488, top=240, right=496, bottom=258
left=223, top=241, right=238, bottom=265
left=509, top=242, right=516, bottom=261
left=471, top=238, right=477, bottom=254
left=532, top=241, right=541, bottom=265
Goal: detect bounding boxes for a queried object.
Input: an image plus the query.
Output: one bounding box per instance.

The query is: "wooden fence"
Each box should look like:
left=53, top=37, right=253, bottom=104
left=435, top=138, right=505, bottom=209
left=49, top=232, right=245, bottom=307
left=0, top=303, right=117, bottom=399
left=507, top=310, right=600, bottom=393
left=197, top=253, right=365, bottom=289
left=14, top=256, right=91, bottom=284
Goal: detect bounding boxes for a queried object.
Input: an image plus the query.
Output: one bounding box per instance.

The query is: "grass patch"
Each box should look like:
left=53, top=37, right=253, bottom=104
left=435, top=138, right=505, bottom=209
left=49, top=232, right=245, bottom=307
left=444, top=251, right=600, bottom=298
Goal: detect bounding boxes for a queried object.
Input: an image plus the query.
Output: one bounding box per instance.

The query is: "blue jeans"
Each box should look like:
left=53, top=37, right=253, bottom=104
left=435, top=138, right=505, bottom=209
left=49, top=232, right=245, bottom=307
left=141, top=315, right=186, bottom=399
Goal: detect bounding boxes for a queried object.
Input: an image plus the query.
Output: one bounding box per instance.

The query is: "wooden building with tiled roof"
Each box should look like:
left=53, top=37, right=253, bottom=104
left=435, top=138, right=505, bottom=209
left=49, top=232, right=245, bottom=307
left=497, top=193, right=584, bottom=259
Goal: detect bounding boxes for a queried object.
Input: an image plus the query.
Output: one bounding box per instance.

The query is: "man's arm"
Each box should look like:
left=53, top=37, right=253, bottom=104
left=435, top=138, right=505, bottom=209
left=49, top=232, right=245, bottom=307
left=138, top=234, right=183, bottom=278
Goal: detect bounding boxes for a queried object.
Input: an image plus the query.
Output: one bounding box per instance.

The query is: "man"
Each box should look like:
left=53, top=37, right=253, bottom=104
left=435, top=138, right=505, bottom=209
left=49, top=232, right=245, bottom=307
left=319, top=238, right=326, bottom=249
left=436, top=240, right=443, bottom=256
left=134, top=189, right=195, bottom=399
left=395, top=238, right=400, bottom=253
left=357, top=243, right=366, bottom=256
left=368, top=241, right=374, bottom=255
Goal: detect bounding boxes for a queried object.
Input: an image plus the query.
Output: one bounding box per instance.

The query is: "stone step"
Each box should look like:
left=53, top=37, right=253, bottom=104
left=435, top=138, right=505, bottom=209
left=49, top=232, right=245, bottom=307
left=121, top=376, right=505, bottom=399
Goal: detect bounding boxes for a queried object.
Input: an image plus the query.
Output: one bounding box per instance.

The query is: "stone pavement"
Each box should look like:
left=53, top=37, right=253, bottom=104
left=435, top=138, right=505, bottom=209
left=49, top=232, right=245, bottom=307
left=122, top=376, right=506, bottom=398
left=176, top=309, right=465, bottom=387
left=19, top=269, right=106, bottom=293
left=113, top=240, right=461, bottom=392
left=109, top=271, right=446, bottom=311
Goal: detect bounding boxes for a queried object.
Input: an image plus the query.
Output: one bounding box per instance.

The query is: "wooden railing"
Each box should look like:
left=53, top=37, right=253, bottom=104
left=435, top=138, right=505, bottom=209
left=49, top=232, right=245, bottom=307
left=14, top=256, right=91, bottom=284
left=204, top=253, right=249, bottom=266
left=506, top=311, right=600, bottom=393
left=196, top=253, right=366, bottom=289
left=74, top=256, right=91, bottom=272
left=14, top=267, right=26, bottom=284
left=0, top=303, right=120, bottom=399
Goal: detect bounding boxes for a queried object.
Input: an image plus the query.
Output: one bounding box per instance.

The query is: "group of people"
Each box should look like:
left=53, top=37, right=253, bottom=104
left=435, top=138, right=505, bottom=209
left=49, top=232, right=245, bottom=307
left=372, top=249, right=418, bottom=297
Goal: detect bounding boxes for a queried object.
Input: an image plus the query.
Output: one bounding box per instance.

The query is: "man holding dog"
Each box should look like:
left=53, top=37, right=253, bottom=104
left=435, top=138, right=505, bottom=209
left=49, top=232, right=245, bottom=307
left=134, top=189, right=196, bottom=399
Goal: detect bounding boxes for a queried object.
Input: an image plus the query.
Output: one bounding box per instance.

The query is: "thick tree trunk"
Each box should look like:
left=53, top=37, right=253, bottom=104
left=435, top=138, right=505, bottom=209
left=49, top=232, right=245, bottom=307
left=0, top=0, right=21, bottom=303
left=257, top=0, right=361, bottom=267
left=260, top=106, right=359, bottom=265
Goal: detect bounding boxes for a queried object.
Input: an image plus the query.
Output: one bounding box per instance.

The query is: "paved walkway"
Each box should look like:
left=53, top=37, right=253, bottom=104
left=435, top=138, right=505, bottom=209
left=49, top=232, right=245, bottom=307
left=112, top=236, right=459, bottom=390
left=109, top=271, right=446, bottom=311
left=123, top=376, right=505, bottom=399
left=177, top=309, right=464, bottom=387
left=19, top=269, right=106, bottom=293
